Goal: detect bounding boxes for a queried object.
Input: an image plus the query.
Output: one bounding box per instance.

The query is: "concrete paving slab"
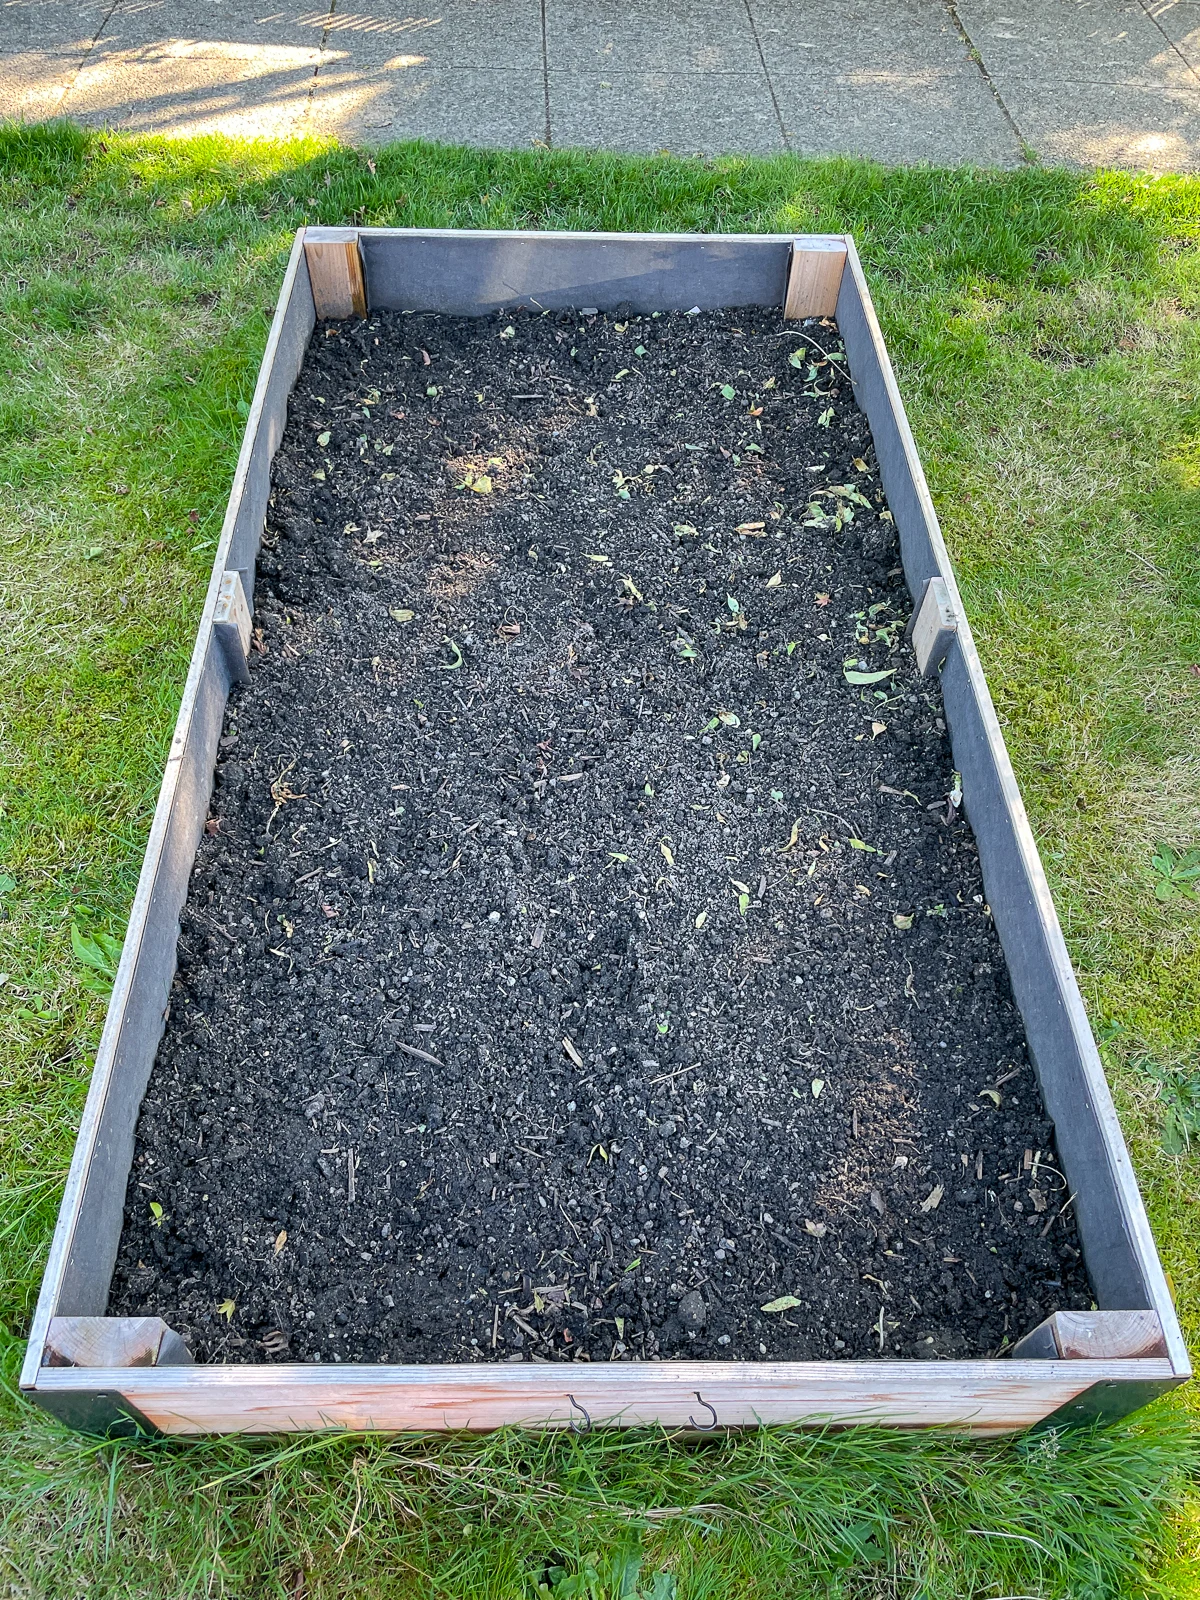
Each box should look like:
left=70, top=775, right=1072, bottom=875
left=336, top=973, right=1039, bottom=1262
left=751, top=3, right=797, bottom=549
left=549, top=70, right=784, bottom=154
left=546, top=0, right=762, bottom=75
left=996, top=73, right=1200, bottom=167
left=1145, top=0, right=1200, bottom=75
left=96, top=1, right=334, bottom=56
left=310, top=63, right=545, bottom=144
left=0, top=0, right=108, bottom=50
left=773, top=64, right=1021, bottom=165
left=315, top=0, right=541, bottom=70
left=0, top=44, right=81, bottom=117
left=959, top=0, right=1196, bottom=87
left=65, top=40, right=320, bottom=135
left=88, top=34, right=323, bottom=71
left=750, top=0, right=972, bottom=75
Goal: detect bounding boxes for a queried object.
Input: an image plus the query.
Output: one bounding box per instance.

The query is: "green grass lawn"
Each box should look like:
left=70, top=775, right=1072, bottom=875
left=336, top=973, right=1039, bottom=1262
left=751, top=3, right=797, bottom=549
left=1, top=118, right=1199, bottom=1597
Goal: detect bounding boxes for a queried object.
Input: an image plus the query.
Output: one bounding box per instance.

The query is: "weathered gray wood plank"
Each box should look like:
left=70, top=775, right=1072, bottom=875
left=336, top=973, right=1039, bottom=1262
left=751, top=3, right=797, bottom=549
left=358, top=227, right=792, bottom=316
left=20, top=232, right=315, bottom=1391
left=225, top=239, right=316, bottom=607
left=834, top=238, right=1188, bottom=1379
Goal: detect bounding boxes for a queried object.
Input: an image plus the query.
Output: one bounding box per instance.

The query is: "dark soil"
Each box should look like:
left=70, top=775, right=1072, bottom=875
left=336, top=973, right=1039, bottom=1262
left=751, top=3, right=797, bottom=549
left=110, top=303, right=1091, bottom=1367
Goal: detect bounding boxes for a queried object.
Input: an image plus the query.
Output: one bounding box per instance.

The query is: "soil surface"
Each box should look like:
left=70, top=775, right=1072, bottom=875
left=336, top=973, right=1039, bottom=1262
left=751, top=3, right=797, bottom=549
left=111, top=304, right=1090, bottom=1366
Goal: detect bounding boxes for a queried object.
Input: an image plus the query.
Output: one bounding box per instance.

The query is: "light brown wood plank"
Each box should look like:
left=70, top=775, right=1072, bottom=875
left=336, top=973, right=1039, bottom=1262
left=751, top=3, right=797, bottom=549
left=783, top=238, right=848, bottom=320
left=33, top=1358, right=1178, bottom=1437
left=304, top=227, right=366, bottom=320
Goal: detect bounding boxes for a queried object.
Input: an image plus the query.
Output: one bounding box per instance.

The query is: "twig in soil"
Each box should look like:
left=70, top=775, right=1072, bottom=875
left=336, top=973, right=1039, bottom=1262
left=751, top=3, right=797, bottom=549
left=648, top=1062, right=700, bottom=1086
left=1040, top=1191, right=1076, bottom=1238
left=395, top=1040, right=446, bottom=1068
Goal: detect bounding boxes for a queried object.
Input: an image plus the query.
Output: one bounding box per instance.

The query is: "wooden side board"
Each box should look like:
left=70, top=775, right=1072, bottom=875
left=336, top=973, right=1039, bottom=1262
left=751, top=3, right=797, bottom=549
left=18, top=231, right=317, bottom=1398
left=833, top=239, right=1189, bottom=1382
left=31, top=1358, right=1182, bottom=1438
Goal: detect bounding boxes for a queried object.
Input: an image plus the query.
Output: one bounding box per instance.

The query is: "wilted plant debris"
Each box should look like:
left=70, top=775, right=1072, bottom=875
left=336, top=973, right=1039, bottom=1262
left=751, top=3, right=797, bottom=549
left=111, top=305, right=1088, bottom=1365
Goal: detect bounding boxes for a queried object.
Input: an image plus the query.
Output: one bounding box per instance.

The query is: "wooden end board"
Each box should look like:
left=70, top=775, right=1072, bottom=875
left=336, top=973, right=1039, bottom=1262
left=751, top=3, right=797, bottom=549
left=30, top=1356, right=1182, bottom=1437
left=304, top=227, right=367, bottom=320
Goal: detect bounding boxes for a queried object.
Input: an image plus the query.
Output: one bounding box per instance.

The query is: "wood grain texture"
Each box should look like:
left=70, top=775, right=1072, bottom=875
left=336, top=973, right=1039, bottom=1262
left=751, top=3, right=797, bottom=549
left=304, top=227, right=366, bottom=320
left=31, top=1358, right=1179, bottom=1437
left=44, top=1316, right=194, bottom=1369
left=45, top=1317, right=170, bottom=1368
left=784, top=238, right=848, bottom=320
left=1013, top=1310, right=1169, bottom=1362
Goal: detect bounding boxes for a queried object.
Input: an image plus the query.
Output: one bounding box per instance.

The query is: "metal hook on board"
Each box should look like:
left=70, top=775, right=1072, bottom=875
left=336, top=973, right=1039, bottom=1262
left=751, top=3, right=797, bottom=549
left=688, top=1391, right=718, bottom=1431
left=567, top=1393, right=592, bottom=1434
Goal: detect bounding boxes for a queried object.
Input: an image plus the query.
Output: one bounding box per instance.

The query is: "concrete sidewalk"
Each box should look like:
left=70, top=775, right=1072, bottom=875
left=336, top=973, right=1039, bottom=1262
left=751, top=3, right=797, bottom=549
left=3, top=0, right=1200, bottom=169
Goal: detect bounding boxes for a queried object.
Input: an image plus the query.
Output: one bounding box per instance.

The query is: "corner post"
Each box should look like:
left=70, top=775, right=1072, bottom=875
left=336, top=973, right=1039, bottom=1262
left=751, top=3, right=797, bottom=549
left=303, top=227, right=367, bottom=320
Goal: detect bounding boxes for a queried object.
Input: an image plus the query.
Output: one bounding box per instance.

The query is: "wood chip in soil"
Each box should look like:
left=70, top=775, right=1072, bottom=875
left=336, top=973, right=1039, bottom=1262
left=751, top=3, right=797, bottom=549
left=109, top=303, right=1090, bottom=1366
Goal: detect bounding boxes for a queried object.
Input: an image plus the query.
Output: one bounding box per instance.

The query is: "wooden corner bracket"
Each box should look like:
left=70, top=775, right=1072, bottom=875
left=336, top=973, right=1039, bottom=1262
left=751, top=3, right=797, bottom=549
left=906, top=575, right=958, bottom=675
left=784, top=237, right=848, bottom=321
left=43, top=1316, right=194, bottom=1370
left=304, top=227, right=367, bottom=321
left=1011, top=1309, right=1169, bottom=1363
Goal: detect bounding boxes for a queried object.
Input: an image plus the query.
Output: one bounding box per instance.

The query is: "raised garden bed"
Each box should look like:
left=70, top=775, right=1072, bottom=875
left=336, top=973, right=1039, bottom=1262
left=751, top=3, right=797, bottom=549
left=23, top=229, right=1188, bottom=1437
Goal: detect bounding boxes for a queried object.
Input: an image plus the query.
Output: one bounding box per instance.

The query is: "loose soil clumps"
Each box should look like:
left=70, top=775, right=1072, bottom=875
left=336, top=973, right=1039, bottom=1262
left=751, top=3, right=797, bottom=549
left=111, top=304, right=1090, bottom=1365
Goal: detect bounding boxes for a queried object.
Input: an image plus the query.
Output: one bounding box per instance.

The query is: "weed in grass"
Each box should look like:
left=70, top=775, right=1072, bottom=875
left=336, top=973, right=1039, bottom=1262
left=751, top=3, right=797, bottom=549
left=1, top=118, right=1199, bottom=1595
left=1135, top=1053, right=1200, bottom=1156
left=68, top=923, right=123, bottom=997
left=1152, top=844, right=1200, bottom=903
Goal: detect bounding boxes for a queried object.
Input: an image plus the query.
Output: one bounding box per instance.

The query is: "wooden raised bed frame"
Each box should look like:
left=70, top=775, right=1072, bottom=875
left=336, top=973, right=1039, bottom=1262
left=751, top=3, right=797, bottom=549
left=23, top=228, right=1189, bottom=1438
